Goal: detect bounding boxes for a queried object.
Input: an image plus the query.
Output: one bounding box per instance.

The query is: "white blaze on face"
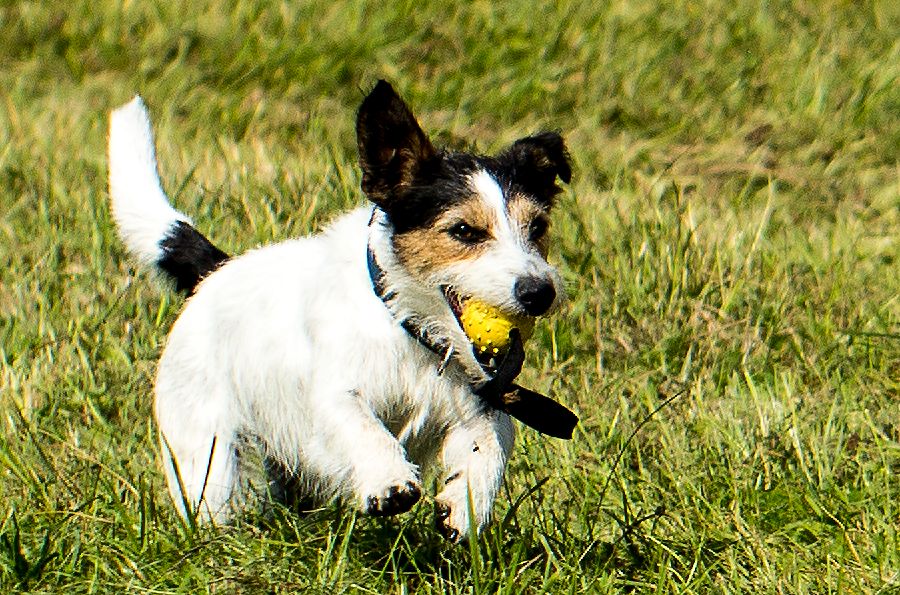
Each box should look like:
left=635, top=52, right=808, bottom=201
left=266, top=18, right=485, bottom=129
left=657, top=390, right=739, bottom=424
left=443, top=168, right=556, bottom=312
left=468, top=169, right=519, bottom=246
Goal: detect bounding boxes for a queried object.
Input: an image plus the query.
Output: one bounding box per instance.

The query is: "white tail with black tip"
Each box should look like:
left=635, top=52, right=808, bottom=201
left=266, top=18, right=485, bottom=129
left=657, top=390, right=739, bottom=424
left=108, top=97, right=228, bottom=294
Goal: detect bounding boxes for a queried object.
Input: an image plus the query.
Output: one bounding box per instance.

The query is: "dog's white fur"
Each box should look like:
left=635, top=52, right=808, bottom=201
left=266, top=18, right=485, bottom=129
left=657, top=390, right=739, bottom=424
left=109, top=99, right=191, bottom=266
left=108, top=96, right=560, bottom=537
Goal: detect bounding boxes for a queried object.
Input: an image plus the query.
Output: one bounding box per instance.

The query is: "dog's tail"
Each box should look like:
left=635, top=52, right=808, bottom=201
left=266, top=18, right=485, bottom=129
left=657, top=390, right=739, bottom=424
left=108, top=96, right=228, bottom=294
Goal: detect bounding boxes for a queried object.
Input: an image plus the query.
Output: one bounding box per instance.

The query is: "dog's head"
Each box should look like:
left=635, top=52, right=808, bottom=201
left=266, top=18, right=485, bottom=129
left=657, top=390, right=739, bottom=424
left=357, top=80, right=570, bottom=353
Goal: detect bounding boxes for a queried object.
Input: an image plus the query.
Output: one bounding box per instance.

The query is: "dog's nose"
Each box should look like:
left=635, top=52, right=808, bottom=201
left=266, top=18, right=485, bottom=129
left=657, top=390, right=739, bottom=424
left=514, top=276, right=556, bottom=316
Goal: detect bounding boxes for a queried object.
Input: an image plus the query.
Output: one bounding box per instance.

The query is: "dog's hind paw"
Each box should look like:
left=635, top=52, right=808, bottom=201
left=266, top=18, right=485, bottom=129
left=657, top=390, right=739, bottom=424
left=365, top=481, right=421, bottom=517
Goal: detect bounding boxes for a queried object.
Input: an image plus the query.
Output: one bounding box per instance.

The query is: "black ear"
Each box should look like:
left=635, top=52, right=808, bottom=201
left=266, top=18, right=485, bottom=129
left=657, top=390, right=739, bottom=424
left=356, top=80, right=437, bottom=207
left=504, top=131, right=572, bottom=204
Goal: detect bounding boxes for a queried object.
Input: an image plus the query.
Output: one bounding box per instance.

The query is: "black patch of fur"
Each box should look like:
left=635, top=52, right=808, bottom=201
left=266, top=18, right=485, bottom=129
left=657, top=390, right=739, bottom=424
left=357, top=80, right=572, bottom=230
left=386, top=139, right=571, bottom=233
left=356, top=80, right=437, bottom=209
left=157, top=220, right=229, bottom=294
left=387, top=152, right=481, bottom=233
left=489, top=132, right=572, bottom=208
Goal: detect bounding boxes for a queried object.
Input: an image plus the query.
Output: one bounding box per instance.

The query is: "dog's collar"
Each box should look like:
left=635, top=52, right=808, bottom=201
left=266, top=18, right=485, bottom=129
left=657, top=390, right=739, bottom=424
left=366, top=242, right=452, bottom=364
left=365, top=211, right=578, bottom=440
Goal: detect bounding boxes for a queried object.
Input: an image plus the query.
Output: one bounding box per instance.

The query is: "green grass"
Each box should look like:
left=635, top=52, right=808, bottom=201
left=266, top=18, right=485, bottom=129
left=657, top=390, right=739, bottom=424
left=1, top=0, right=898, bottom=592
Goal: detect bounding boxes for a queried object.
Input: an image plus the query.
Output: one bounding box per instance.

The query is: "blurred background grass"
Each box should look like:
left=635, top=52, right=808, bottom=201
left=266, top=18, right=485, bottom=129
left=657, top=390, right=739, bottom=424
left=0, top=0, right=898, bottom=592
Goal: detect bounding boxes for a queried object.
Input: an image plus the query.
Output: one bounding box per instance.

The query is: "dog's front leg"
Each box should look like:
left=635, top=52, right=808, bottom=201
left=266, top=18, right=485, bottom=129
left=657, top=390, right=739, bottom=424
left=303, top=391, right=422, bottom=516
left=434, top=409, right=515, bottom=542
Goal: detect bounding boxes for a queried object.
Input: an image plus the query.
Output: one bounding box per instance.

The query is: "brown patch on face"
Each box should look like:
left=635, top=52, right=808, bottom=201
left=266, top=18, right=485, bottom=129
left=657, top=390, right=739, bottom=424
left=392, top=194, right=498, bottom=281
left=508, top=194, right=551, bottom=257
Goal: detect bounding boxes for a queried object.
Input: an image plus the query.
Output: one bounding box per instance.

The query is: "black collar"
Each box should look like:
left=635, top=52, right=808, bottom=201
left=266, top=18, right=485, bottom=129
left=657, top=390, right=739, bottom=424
left=366, top=243, right=451, bottom=361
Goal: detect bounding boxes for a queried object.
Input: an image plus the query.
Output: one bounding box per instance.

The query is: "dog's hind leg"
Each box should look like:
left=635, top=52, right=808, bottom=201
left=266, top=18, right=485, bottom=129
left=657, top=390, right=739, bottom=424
left=434, top=410, right=515, bottom=542
left=155, top=377, right=241, bottom=524
left=158, top=422, right=240, bottom=524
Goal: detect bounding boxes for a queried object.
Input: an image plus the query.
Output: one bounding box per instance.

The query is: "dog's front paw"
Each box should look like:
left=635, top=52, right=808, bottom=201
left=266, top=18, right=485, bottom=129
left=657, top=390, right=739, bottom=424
left=434, top=501, right=466, bottom=543
left=365, top=481, right=422, bottom=517
left=434, top=471, right=496, bottom=542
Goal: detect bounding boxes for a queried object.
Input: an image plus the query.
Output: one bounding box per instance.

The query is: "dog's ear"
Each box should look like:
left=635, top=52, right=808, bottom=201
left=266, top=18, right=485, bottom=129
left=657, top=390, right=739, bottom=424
left=356, top=80, right=437, bottom=208
left=503, top=131, right=572, bottom=206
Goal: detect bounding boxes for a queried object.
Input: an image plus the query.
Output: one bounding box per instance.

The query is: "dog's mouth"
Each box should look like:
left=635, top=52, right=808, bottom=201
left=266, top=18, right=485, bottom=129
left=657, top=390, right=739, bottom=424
left=440, top=285, right=505, bottom=368
left=441, top=285, right=466, bottom=329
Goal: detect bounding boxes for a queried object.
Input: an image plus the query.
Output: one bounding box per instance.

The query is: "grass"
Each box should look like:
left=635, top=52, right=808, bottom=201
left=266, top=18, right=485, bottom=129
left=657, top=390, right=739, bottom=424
left=1, top=0, right=898, bottom=592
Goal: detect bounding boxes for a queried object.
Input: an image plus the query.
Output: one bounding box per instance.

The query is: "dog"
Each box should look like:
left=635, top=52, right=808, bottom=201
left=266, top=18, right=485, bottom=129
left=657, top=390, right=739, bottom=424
left=107, top=81, right=573, bottom=541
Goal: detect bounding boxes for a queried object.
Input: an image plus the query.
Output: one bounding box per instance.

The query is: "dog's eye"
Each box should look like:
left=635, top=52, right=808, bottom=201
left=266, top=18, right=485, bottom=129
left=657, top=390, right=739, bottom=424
left=448, top=222, right=488, bottom=245
left=528, top=216, right=549, bottom=241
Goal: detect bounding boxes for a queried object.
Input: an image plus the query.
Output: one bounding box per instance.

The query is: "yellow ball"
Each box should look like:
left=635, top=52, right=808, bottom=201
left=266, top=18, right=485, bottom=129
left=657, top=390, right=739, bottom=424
left=459, top=299, right=534, bottom=356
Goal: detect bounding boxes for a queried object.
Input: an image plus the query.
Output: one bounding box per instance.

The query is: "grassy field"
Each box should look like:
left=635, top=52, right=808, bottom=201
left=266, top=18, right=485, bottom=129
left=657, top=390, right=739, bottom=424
left=1, top=0, right=898, bottom=592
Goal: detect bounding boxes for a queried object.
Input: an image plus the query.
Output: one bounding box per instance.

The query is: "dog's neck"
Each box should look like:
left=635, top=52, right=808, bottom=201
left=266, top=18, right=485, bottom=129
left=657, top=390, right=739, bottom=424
left=366, top=208, right=490, bottom=386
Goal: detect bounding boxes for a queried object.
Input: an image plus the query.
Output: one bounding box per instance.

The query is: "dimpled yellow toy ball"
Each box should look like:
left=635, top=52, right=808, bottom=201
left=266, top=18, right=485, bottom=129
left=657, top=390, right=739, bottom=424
left=459, top=299, right=535, bottom=356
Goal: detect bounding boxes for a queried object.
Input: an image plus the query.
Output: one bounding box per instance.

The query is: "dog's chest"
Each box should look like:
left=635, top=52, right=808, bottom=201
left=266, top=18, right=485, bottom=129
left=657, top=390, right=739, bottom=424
left=368, top=357, right=476, bottom=461
left=365, top=337, right=480, bottom=434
